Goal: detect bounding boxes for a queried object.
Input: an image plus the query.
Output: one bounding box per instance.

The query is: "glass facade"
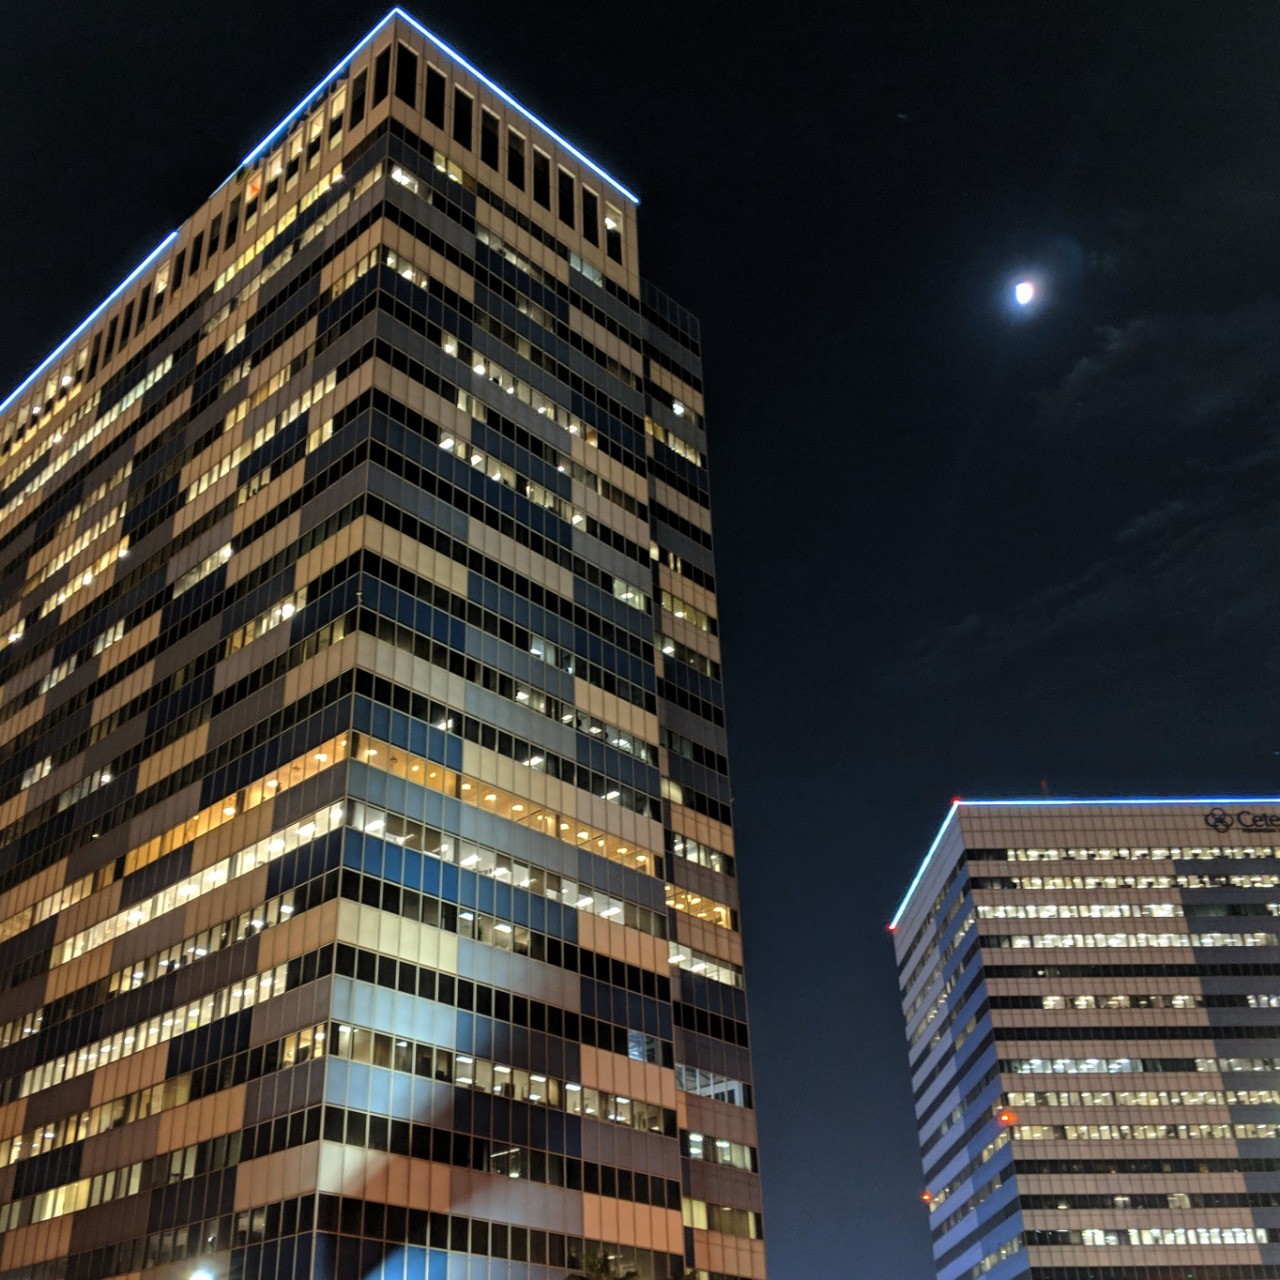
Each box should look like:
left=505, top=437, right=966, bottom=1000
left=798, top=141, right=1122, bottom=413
left=894, top=798, right=1280, bottom=1280
left=0, top=12, right=764, bottom=1280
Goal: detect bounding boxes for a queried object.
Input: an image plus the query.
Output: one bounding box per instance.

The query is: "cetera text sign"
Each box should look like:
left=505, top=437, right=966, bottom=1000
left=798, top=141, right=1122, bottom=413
left=1204, top=807, right=1280, bottom=834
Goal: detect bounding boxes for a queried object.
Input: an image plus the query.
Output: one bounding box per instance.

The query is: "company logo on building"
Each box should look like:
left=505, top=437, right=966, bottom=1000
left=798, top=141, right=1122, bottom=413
left=1204, top=807, right=1280, bottom=834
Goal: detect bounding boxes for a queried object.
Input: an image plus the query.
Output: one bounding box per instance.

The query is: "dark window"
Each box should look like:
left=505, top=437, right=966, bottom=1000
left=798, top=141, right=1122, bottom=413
left=425, top=67, right=446, bottom=126
left=394, top=43, right=418, bottom=106
left=102, top=317, right=118, bottom=361
left=190, top=231, right=204, bottom=271
left=87, top=333, right=102, bottom=380
left=373, top=48, right=391, bottom=105
left=582, top=188, right=599, bottom=245
left=172, top=248, right=186, bottom=289
left=136, top=283, right=151, bottom=328
left=453, top=88, right=473, bottom=148
left=207, top=214, right=222, bottom=258
left=558, top=169, right=575, bottom=228
left=606, top=215, right=622, bottom=263
left=480, top=109, right=500, bottom=169
left=225, top=194, right=241, bottom=248
left=533, top=150, right=551, bottom=208
left=350, top=70, right=368, bottom=126
left=507, top=129, right=525, bottom=189
left=118, top=300, right=134, bottom=345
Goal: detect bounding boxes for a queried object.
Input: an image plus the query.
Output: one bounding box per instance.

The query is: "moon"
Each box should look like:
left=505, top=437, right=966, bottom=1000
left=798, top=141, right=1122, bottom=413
left=1014, top=280, right=1035, bottom=306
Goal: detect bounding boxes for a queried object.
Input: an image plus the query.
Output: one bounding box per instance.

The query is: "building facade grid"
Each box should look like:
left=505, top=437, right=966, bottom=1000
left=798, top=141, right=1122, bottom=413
left=0, top=12, right=764, bottom=1280
left=895, top=798, right=1280, bottom=1280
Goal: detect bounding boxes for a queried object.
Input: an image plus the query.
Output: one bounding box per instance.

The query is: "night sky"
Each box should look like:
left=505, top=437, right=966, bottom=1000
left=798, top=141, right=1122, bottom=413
left=4, top=3, right=1280, bottom=1275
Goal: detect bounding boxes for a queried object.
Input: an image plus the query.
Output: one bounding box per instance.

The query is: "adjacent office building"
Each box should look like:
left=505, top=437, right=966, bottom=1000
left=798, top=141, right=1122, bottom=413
left=893, top=798, right=1280, bottom=1280
left=0, top=11, right=763, bottom=1279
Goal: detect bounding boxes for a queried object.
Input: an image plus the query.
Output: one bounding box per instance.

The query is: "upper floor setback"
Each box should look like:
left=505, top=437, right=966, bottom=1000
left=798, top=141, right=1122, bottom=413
left=0, top=8, right=669, bottom=482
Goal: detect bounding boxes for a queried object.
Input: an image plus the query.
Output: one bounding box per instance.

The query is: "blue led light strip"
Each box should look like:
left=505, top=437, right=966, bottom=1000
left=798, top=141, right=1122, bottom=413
left=0, top=233, right=178, bottom=418
left=239, top=7, right=639, bottom=205
left=949, top=796, right=1280, bottom=807
left=888, top=794, right=1280, bottom=932
left=889, top=802, right=959, bottom=933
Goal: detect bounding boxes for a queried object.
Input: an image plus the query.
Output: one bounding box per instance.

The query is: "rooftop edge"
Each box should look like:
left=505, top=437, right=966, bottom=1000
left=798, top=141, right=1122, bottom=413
left=1, top=6, right=638, bottom=419
left=888, top=794, right=1280, bottom=932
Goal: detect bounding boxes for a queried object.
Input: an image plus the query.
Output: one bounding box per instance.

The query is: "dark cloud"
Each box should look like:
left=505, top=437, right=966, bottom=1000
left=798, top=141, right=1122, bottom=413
left=901, top=301, right=1280, bottom=741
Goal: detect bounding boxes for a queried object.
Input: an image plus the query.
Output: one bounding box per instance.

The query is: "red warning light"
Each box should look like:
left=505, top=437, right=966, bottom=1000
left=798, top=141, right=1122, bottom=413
left=951, top=796, right=963, bottom=805
left=997, top=1109, right=1018, bottom=1127
left=920, top=1191, right=933, bottom=1205
left=886, top=923, right=897, bottom=934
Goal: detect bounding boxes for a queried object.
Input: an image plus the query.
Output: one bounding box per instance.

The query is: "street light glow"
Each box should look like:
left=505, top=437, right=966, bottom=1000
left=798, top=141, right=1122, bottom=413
left=1014, top=280, right=1035, bottom=306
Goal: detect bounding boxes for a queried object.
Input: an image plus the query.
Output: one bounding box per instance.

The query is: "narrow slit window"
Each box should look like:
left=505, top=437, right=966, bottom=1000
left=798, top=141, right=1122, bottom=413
left=103, top=316, right=118, bottom=361
left=507, top=129, right=525, bottom=189
left=605, top=206, right=623, bottom=263
left=395, top=43, right=418, bottom=106
left=557, top=169, right=575, bottom=228
left=225, top=194, right=241, bottom=249
left=350, top=70, right=368, bottom=126
left=582, top=188, right=599, bottom=245
left=480, top=109, right=500, bottom=169
left=372, top=48, right=391, bottom=106
left=118, top=301, right=134, bottom=346
left=533, top=150, right=551, bottom=208
left=425, top=67, right=446, bottom=126
left=453, top=88, right=473, bottom=148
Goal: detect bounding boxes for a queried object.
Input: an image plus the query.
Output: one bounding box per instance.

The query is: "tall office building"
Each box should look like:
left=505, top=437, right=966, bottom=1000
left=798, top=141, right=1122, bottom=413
left=893, top=797, right=1280, bottom=1280
left=0, top=11, right=763, bottom=1280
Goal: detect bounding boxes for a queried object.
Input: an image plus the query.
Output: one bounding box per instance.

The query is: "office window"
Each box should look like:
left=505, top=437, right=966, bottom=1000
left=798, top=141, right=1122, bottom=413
left=480, top=108, right=500, bottom=169
left=136, top=284, right=151, bottom=330
left=102, top=316, right=118, bottom=361
left=533, top=150, right=550, bottom=208
left=349, top=69, right=368, bottom=126
left=119, top=300, right=134, bottom=346
left=207, top=213, right=222, bottom=258
left=507, top=128, right=525, bottom=189
left=190, top=231, right=204, bottom=272
left=453, top=88, right=473, bottom=148
left=395, top=43, right=418, bottom=106
left=87, top=333, right=102, bottom=380
left=425, top=66, right=446, bottom=126
left=558, top=169, right=575, bottom=228
left=171, top=247, right=186, bottom=289
left=373, top=48, right=391, bottom=105
left=582, top=188, right=599, bottom=245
